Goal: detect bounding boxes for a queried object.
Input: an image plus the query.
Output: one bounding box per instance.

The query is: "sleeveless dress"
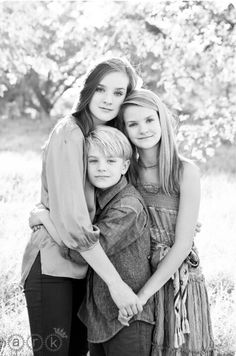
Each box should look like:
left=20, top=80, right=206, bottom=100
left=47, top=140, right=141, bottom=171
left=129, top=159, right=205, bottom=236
left=136, top=183, right=215, bottom=356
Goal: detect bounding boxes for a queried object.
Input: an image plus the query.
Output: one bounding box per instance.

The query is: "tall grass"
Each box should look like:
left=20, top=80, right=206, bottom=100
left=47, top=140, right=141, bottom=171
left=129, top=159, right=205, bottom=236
left=0, top=118, right=235, bottom=355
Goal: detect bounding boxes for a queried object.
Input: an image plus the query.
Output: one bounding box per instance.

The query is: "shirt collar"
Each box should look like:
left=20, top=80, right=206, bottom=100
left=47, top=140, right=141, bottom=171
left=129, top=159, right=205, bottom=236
left=96, top=176, right=128, bottom=210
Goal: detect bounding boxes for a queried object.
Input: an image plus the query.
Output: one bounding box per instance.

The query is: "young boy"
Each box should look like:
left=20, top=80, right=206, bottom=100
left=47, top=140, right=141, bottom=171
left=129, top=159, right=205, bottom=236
left=69, top=126, right=154, bottom=356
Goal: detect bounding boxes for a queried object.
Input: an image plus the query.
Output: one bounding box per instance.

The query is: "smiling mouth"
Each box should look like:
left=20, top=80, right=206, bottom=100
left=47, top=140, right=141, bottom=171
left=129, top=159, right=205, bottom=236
left=138, top=136, right=153, bottom=140
left=95, top=176, right=110, bottom=178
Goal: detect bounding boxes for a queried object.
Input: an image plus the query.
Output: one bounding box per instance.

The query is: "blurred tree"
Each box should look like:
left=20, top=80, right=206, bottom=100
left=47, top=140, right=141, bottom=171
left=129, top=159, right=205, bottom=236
left=0, top=0, right=235, bottom=159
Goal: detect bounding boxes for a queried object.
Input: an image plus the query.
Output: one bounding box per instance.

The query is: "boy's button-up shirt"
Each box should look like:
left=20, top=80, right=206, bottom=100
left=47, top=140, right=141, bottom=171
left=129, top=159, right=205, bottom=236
left=79, top=176, right=154, bottom=343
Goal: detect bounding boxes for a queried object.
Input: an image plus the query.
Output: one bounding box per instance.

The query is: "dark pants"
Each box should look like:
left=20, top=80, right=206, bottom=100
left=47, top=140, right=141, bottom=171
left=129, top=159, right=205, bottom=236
left=89, top=321, right=154, bottom=356
left=24, top=253, right=88, bottom=356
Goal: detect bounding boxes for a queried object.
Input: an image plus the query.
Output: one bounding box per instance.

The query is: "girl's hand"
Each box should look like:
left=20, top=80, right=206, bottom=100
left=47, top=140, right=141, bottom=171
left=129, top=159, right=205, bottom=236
left=29, top=205, right=48, bottom=229
left=194, top=221, right=202, bottom=235
left=137, top=291, right=148, bottom=307
left=118, top=310, right=132, bottom=326
left=32, top=224, right=43, bottom=233
left=108, top=281, right=143, bottom=320
left=29, top=209, right=42, bottom=228
left=117, top=293, right=147, bottom=326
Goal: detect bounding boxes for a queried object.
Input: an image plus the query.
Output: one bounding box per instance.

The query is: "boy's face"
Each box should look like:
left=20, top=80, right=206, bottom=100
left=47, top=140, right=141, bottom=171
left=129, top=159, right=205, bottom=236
left=87, top=144, right=129, bottom=190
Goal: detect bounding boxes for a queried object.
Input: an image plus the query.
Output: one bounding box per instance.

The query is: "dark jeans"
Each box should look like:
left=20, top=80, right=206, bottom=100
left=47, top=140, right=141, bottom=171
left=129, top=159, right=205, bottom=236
left=89, top=321, right=154, bottom=356
left=24, top=253, right=88, bottom=356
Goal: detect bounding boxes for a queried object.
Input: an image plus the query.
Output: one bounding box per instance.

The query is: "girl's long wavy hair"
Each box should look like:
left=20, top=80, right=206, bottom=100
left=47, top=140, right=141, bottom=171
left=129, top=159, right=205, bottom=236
left=72, top=57, right=139, bottom=137
left=116, top=88, right=183, bottom=195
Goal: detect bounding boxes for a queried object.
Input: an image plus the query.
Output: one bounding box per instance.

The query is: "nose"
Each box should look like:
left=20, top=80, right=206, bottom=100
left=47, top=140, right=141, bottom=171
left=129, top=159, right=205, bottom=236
left=97, top=161, right=107, bottom=172
left=139, top=122, right=149, bottom=134
left=103, top=91, right=112, bottom=105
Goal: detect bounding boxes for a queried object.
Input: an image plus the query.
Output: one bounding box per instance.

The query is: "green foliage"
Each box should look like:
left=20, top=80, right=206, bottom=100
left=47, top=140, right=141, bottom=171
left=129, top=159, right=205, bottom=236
left=1, top=0, right=236, bottom=159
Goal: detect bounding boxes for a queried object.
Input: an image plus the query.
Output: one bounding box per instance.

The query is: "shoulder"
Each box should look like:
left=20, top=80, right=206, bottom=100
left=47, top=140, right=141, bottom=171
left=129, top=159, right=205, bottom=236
left=50, top=116, right=84, bottom=143
left=180, top=160, right=200, bottom=190
left=182, top=160, right=200, bottom=179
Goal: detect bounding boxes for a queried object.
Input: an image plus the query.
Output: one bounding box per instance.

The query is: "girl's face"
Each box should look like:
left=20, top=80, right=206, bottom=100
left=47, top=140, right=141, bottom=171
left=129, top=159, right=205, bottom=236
left=124, top=105, right=161, bottom=150
left=89, top=71, right=129, bottom=126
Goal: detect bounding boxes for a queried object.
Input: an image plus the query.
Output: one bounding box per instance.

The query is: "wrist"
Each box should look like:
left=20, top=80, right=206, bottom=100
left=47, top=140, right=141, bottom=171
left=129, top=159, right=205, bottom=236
left=138, top=289, right=149, bottom=305
left=107, top=277, right=125, bottom=289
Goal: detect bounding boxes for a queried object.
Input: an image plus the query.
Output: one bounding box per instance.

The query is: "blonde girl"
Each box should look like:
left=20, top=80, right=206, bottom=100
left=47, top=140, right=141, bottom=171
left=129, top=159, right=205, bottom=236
left=118, top=88, right=215, bottom=355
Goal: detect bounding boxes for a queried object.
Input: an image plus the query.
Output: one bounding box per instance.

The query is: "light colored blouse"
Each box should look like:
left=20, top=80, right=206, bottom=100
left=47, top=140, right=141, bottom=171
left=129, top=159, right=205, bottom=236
left=21, top=116, right=99, bottom=286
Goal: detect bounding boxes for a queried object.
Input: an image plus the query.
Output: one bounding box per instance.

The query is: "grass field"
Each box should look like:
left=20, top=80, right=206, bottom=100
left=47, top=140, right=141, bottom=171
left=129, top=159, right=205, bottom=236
left=0, top=117, right=235, bottom=355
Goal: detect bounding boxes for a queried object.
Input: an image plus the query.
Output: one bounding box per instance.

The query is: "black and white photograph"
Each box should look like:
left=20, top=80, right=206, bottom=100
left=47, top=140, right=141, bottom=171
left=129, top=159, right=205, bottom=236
left=0, top=1, right=235, bottom=355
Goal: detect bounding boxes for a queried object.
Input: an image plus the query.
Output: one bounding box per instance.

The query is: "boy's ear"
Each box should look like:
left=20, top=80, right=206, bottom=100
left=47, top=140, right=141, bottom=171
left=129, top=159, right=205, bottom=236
left=121, top=160, right=130, bottom=175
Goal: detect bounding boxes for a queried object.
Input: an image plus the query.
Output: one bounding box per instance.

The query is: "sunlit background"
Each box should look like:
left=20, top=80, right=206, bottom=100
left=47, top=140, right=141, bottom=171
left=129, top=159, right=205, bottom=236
left=0, top=1, right=236, bottom=355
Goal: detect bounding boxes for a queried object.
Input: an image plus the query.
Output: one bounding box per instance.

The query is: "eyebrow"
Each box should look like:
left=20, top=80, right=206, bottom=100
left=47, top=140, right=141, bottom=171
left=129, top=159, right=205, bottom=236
left=97, top=84, right=126, bottom=90
left=88, top=154, right=117, bottom=159
left=126, top=115, right=155, bottom=122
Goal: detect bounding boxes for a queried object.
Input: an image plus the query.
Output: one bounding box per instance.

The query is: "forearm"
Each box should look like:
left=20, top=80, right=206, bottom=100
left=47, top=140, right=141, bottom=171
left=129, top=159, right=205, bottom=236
left=80, top=242, right=123, bottom=286
left=138, top=162, right=200, bottom=303
left=138, top=240, right=192, bottom=303
left=80, top=242, right=143, bottom=313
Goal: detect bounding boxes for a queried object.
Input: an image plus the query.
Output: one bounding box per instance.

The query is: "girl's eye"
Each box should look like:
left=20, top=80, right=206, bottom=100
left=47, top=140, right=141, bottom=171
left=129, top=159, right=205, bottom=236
left=88, top=159, right=98, bottom=164
left=95, top=87, right=105, bottom=93
left=127, top=122, right=137, bottom=127
left=107, top=159, right=116, bottom=163
left=146, top=118, right=154, bottom=123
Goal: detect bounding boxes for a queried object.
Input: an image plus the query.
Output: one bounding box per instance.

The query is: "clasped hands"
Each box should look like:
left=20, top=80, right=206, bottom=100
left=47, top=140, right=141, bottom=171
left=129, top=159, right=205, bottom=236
left=116, top=291, right=147, bottom=327
left=62, top=247, right=147, bottom=327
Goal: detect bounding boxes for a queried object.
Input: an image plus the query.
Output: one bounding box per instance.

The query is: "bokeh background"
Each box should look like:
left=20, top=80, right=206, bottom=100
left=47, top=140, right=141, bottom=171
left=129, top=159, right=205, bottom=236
left=0, top=1, right=236, bottom=355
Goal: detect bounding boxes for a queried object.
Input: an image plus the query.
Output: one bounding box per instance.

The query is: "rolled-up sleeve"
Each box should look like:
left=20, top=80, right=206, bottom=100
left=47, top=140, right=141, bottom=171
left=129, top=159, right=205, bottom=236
left=45, top=123, right=99, bottom=251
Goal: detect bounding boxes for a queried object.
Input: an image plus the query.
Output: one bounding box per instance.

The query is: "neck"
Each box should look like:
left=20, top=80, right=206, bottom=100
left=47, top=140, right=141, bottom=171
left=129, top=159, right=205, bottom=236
left=138, top=147, right=159, bottom=168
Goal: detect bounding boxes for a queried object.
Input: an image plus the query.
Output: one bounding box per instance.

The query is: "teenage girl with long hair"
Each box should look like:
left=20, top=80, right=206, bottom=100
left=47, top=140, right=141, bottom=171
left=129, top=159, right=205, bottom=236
left=21, top=57, right=143, bottom=356
left=118, top=88, right=215, bottom=355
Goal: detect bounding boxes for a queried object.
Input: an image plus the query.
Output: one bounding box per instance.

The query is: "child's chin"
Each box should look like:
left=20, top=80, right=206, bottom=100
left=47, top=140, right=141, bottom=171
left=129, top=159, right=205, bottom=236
left=95, top=183, right=112, bottom=190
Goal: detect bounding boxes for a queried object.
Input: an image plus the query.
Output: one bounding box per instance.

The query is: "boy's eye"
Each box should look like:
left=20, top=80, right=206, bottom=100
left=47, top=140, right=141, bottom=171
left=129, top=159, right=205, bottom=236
left=107, top=159, right=116, bottom=163
left=114, top=91, right=124, bottom=97
left=88, top=159, right=98, bottom=163
left=146, top=118, right=154, bottom=123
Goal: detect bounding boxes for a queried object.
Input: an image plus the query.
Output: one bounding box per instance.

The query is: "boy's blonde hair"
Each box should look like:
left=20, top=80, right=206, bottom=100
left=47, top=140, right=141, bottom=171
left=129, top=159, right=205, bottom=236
left=86, top=125, right=132, bottom=161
